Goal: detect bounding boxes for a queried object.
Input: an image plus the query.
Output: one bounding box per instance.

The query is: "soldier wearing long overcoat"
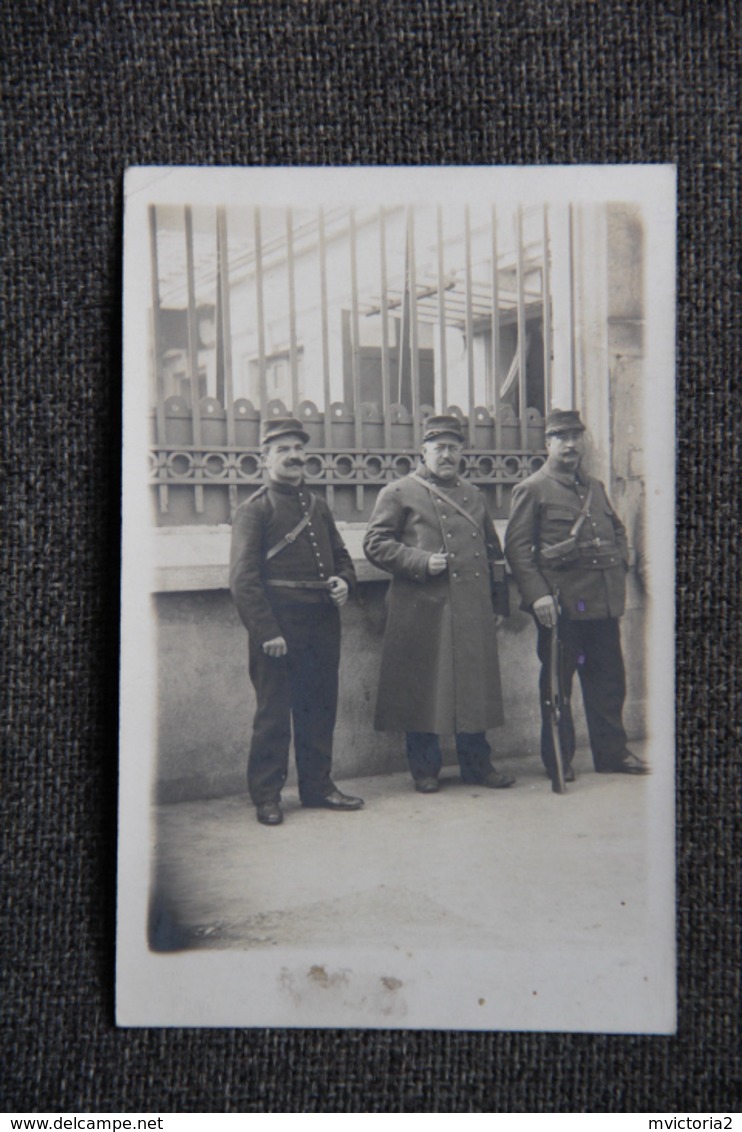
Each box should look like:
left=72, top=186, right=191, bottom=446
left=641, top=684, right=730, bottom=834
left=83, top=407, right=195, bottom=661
left=363, top=415, right=514, bottom=794
left=504, top=408, right=649, bottom=784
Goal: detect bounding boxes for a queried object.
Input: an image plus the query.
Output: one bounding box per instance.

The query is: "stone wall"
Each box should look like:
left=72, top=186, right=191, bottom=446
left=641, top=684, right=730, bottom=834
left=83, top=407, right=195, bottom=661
left=154, top=579, right=646, bottom=802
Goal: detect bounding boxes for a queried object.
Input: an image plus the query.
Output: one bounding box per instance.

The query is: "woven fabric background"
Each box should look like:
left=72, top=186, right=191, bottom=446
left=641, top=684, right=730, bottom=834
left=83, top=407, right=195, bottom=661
left=2, top=0, right=739, bottom=1114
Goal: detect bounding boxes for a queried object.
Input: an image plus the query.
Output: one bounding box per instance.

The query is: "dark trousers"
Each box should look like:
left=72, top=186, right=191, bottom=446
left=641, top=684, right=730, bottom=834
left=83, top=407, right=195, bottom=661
left=247, top=604, right=340, bottom=806
left=536, top=616, right=628, bottom=776
left=405, top=731, right=495, bottom=782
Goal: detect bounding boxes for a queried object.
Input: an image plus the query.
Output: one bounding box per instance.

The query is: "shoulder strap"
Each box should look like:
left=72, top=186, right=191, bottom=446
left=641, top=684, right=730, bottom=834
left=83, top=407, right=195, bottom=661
left=244, top=485, right=268, bottom=505
left=265, top=493, right=316, bottom=561
left=569, top=484, right=593, bottom=539
left=409, top=472, right=482, bottom=534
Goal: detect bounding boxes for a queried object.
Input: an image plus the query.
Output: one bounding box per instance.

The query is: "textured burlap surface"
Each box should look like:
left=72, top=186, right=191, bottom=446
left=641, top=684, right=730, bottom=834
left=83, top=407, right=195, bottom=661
left=2, top=0, right=739, bottom=1113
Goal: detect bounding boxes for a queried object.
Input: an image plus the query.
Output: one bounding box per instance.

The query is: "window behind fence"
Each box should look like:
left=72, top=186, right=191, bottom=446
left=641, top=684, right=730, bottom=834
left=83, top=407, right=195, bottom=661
left=149, top=202, right=563, bottom=524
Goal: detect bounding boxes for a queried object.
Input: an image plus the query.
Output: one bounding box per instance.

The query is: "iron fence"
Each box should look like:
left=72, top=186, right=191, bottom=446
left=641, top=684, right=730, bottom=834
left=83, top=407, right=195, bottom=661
left=148, top=203, right=552, bottom=523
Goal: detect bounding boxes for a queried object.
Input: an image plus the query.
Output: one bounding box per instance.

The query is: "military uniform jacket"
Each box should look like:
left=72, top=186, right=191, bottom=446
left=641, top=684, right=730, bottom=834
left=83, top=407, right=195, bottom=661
left=505, top=465, right=629, bottom=620
left=363, top=466, right=508, bottom=734
left=229, top=481, right=356, bottom=645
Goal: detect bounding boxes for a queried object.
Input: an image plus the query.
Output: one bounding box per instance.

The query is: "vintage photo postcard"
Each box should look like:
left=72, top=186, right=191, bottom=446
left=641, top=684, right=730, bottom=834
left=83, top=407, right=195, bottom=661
left=118, top=165, right=676, bottom=1031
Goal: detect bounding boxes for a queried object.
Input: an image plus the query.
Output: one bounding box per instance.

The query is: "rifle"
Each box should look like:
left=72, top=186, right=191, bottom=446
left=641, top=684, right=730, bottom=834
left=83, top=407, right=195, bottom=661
left=546, top=590, right=568, bottom=794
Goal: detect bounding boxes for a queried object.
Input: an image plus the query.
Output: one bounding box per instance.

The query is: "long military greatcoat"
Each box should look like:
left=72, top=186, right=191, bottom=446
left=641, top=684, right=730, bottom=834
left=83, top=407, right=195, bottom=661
left=363, top=467, right=508, bottom=734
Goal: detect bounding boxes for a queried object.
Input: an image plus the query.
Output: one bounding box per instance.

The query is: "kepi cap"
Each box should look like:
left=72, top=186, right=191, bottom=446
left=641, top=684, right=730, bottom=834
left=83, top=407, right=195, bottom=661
left=260, top=415, right=311, bottom=445
left=421, top=414, right=465, bottom=444
left=545, top=408, right=586, bottom=435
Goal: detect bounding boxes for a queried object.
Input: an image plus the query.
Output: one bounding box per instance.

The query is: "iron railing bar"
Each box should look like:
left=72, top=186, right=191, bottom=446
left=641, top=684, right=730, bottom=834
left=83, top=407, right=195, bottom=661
left=286, top=208, right=299, bottom=411
left=408, top=205, right=421, bottom=446
left=379, top=207, right=392, bottom=450
left=349, top=208, right=363, bottom=510
left=464, top=205, right=475, bottom=430
left=147, top=469, right=536, bottom=477
left=184, top=205, right=203, bottom=512
left=396, top=240, right=408, bottom=404
left=319, top=208, right=331, bottom=445
left=568, top=202, right=577, bottom=408
left=437, top=206, right=448, bottom=411
left=542, top=204, right=552, bottom=416
left=491, top=205, right=503, bottom=508
left=516, top=205, right=528, bottom=449
left=217, top=207, right=238, bottom=518
left=149, top=473, right=538, bottom=487
left=148, top=205, right=169, bottom=513
left=318, top=207, right=334, bottom=509
left=149, top=444, right=541, bottom=455
left=253, top=207, right=268, bottom=417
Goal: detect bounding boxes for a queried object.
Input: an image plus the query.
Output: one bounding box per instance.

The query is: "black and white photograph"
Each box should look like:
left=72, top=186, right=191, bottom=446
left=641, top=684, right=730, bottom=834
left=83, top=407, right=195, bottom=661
left=117, top=165, right=676, bottom=1032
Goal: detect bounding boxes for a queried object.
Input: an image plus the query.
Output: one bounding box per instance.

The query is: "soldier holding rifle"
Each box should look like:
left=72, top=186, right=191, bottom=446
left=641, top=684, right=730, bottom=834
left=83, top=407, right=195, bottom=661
left=504, top=409, right=649, bottom=790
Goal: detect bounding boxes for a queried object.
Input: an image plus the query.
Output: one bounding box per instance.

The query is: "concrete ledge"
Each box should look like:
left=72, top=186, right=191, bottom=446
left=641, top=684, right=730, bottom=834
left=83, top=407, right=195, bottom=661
left=152, top=520, right=510, bottom=592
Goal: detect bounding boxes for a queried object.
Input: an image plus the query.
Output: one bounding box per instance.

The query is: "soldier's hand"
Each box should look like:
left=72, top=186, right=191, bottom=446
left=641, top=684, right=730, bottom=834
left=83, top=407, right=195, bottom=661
left=263, top=635, right=288, bottom=657
left=427, top=552, right=448, bottom=576
left=533, top=595, right=558, bottom=628
left=328, top=577, right=349, bottom=607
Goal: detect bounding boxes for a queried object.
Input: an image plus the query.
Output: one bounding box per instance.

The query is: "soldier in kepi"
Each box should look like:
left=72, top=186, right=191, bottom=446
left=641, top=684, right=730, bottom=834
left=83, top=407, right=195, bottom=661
left=363, top=415, right=515, bottom=794
left=229, top=416, right=364, bottom=826
left=505, top=408, right=649, bottom=787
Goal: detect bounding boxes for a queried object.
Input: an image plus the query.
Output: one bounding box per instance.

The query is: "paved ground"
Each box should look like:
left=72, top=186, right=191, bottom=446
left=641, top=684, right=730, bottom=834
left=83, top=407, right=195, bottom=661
left=149, top=741, right=652, bottom=957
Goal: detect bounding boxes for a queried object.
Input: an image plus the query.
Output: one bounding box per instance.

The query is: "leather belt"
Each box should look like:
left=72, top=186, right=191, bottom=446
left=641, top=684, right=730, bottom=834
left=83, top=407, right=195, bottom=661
left=573, top=556, right=623, bottom=570
left=266, top=580, right=333, bottom=590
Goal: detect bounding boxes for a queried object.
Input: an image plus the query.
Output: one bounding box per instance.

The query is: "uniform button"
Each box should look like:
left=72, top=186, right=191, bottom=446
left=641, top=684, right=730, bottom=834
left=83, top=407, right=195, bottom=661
left=452, top=572, right=458, bottom=578
left=593, top=559, right=598, bottom=564
left=475, top=572, right=480, bottom=578
left=474, top=552, right=480, bottom=558
left=450, top=553, right=456, bottom=558
left=472, top=532, right=477, bottom=538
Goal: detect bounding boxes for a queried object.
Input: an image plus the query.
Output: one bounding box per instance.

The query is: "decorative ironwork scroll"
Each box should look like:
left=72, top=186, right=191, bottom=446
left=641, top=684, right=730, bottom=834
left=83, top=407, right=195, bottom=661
left=149, top=399, right=545, bottom=525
